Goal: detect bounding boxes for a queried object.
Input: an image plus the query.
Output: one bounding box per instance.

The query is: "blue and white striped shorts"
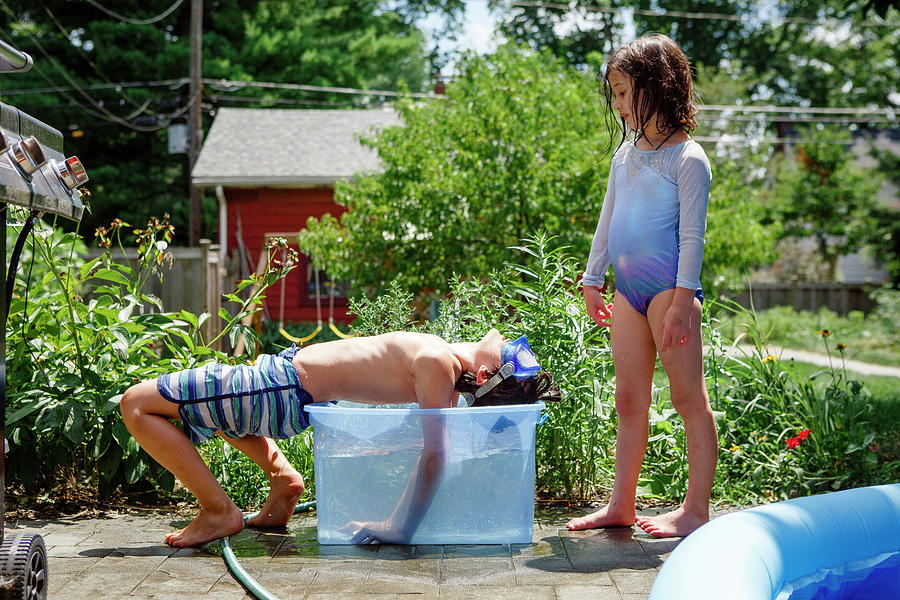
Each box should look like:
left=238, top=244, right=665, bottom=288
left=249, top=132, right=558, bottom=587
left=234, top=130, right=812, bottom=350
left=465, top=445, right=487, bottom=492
left=157, top=345, right=314, bottom=444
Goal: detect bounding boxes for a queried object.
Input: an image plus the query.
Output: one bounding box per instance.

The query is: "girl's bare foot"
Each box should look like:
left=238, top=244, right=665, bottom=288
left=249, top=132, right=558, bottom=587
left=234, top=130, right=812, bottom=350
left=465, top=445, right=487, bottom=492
left=246, top=471, right=306, bottom=528
left=165, top=503, right=245, bottom=547
left=566, top=504, right=635, bottom=531
left=635, top=506, right=708, bottom=538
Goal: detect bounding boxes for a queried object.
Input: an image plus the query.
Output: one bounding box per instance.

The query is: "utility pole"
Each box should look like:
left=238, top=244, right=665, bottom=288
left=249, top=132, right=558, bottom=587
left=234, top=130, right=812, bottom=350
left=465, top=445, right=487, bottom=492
left=188, top=0, right=203, bottom=246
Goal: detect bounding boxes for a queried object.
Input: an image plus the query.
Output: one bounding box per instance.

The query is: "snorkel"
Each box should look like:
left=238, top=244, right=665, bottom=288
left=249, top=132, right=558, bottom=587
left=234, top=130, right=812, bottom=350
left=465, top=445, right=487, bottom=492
left=460, top=335, right=542, bottom=407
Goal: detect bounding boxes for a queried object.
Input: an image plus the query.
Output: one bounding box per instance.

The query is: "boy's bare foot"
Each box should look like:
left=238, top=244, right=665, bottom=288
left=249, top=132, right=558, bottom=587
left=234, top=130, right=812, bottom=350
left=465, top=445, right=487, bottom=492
left=634, top=506, right=708, bottom=538
left=165, top=504, right=245, bottom=547
left=566, top=504, right=635, bottom=531
left=246, top=471, right=306, bottom=528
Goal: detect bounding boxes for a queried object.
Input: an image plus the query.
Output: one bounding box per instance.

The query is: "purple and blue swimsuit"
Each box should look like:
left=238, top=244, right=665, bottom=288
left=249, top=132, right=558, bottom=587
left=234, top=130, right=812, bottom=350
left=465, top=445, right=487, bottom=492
left=584, top=140, right=711, bottom=315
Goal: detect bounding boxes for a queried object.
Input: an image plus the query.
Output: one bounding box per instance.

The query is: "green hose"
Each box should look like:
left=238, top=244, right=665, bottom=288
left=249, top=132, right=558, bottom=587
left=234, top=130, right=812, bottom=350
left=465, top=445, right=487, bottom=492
left=221, top=500, right=317, bottom=600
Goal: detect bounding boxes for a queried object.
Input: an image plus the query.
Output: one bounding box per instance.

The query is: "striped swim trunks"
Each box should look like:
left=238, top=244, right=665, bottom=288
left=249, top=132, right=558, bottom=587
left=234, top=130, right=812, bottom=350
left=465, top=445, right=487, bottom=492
left=157, top=345, right=314, bottom=444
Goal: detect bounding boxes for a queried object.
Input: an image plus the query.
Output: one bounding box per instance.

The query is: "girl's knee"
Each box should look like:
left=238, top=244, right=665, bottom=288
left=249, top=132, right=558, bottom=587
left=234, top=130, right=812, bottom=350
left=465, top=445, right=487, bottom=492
left=614, top=390, right=652, bottom=419
left=670, top=392, right=713, bottom=423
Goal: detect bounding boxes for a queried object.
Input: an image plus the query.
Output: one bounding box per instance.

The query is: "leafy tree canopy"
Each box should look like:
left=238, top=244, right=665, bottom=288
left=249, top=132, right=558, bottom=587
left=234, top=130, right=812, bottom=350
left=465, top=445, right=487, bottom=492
left=490, top=0, right=900, bottom=112
left=768, top=125, right=882, bottom=280
left=0, top=0, right=453, bottom=243
left=299, top=45, right=611, bottom=297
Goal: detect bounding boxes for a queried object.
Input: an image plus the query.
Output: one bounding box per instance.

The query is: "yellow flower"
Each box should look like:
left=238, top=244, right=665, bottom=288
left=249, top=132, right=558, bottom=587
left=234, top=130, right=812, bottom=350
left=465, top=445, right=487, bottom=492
left=817, top=329, right=831, bottom=338
left=762, top=354, right=777, bottom=363
left=758, top=435, right=768, bottom=442
left=836, top=343, right=847, bottom=351
left=729, top=444, right=741, bottom=454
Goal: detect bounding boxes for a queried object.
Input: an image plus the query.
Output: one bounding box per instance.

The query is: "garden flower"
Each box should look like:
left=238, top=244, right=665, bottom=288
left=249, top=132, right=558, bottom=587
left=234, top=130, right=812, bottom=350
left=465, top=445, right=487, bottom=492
left=836, top=343, right=847, bottom=351
left=817, top=329, right=831, bottom=338
left=762, top=354, right=777, bottom=363
left=786, top=429, right=811, bottom=449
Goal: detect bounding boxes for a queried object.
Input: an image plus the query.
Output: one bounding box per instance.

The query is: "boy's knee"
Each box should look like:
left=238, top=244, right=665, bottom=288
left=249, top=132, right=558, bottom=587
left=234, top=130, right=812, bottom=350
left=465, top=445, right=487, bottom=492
left=119, top=384, right=147, bottom=426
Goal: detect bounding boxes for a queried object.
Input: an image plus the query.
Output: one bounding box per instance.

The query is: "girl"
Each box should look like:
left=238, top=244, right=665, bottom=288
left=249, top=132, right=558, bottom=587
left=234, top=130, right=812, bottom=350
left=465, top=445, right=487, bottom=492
left=567, top=34, right=717, bottom=538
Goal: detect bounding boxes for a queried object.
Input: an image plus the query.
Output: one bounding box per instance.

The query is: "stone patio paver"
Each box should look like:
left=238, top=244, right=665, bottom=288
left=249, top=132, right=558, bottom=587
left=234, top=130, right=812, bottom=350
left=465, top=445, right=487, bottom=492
left=4, top=505, right=685, bottom=599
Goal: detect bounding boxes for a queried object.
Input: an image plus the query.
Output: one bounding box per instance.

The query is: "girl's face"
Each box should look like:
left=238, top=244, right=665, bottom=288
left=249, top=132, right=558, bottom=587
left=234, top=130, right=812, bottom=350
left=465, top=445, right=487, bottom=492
left=608, top=69, right=637, bottom=131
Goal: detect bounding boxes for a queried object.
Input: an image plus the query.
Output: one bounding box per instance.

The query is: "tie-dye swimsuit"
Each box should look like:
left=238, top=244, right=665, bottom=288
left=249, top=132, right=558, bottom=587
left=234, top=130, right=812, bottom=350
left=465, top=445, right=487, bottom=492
left=583, top=140, right=711, bottom=315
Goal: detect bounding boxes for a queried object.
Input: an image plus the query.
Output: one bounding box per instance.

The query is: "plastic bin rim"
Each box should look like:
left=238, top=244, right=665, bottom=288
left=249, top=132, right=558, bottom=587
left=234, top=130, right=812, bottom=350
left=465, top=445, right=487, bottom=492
left=305, top=401, right=545, bottom=416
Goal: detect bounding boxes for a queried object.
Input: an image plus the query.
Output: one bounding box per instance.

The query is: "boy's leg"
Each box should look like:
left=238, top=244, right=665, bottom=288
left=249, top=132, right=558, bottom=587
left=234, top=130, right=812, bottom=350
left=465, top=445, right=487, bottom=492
left=567, top=291, right=657, bottom=531
left=119, top=380, right=244, bottom=547
left=219, top=434, right=306, bottom=528
left=635, top=290, right=717, bottom=538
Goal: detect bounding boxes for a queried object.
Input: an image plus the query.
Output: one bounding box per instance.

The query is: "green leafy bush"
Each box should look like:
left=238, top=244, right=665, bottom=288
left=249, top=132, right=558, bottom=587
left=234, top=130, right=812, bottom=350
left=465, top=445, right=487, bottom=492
left=350, top=237, right=897, bottom=504
left=706, top=300, right=895, bottom=503
left=6, top=210, right=295, bottom=502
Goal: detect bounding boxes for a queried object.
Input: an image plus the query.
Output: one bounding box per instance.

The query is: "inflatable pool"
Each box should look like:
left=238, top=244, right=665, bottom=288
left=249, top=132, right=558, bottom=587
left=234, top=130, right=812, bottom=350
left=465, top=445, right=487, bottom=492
left=649, top=484, right=900, bottom=600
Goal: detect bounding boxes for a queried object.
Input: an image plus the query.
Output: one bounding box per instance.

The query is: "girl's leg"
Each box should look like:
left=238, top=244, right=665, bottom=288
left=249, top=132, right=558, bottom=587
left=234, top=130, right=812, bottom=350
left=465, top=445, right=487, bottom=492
left=635, top=290, right=718, bottom=538
left=567, top=291, right=658, bottom=530
left=119, top=380, right=244, bottom=547
left=219, top=434, right=306, bottom=528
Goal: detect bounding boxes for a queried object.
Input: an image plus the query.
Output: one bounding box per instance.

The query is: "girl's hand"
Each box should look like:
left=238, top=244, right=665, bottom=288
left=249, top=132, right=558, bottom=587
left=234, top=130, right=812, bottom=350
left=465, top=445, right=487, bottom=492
left=659, top=300, right=692, bottom=352
left=583, top=285, right=613, bottom=328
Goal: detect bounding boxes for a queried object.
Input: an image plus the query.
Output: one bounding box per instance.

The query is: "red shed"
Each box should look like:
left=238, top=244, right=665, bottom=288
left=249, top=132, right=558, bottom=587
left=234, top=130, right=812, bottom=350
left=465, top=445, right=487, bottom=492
left=191, top=107, right=401, bottom=324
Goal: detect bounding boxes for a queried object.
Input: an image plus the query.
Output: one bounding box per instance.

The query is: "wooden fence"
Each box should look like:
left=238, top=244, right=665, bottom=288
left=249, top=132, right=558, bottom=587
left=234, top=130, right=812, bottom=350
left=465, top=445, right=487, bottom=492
left=83, top=239, right=225, bottom=346
left=722, top=281, right=880, bottom=315
left=84, top=245, right=883, bottom=322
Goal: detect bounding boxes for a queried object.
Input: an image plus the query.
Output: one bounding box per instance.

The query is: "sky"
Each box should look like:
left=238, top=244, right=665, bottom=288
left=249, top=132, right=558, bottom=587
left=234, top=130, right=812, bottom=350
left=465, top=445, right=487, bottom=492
left=417, top=0, right=501, bottom=75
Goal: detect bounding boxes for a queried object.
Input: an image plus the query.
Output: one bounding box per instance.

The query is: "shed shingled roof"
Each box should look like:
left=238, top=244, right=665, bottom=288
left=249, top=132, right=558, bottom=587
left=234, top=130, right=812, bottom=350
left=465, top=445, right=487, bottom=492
left=191, top=107, right=401, bottom=187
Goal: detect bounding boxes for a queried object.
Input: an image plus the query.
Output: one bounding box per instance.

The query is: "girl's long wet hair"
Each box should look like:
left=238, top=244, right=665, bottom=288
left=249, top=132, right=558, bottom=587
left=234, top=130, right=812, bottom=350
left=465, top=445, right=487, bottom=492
left=602, top=34, right=698, bottom=152
left=454, top=371, right=561, bottom=407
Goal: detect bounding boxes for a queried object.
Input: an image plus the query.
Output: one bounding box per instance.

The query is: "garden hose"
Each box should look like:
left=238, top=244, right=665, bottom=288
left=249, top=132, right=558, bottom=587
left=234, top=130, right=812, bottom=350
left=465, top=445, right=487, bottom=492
left=221, top=500, right=316, bottom=600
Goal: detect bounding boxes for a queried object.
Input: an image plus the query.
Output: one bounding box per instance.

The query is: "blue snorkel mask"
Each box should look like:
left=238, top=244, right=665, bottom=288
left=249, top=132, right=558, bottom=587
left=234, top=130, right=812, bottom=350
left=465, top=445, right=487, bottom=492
left=460, top=335, right=542, bottom=407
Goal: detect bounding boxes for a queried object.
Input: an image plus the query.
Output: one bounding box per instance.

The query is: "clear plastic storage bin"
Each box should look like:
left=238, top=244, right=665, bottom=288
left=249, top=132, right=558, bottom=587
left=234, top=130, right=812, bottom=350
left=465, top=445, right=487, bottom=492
left=305, top=402, right=544, bottom=545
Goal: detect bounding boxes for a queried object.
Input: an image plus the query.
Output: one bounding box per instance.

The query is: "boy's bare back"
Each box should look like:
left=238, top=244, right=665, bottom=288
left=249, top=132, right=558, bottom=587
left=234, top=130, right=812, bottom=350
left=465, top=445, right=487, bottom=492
left=291, top=332, right=467, bottom=408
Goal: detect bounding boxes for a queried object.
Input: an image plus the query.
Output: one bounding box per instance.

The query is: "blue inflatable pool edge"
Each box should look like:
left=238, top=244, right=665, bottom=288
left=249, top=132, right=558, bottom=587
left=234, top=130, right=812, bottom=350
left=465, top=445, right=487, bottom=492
left=648, top=483, right=900, bottom=600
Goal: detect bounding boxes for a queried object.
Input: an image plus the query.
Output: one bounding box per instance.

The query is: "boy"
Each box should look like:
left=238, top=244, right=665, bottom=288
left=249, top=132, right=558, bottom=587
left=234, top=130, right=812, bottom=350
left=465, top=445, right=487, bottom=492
left=120, top=329, right=559, bottom=547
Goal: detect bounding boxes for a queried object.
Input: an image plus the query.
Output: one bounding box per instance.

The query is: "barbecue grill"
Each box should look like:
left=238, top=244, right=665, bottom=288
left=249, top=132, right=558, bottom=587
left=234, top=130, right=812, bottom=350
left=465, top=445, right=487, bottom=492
left=0, top=39, right=89, bottom=600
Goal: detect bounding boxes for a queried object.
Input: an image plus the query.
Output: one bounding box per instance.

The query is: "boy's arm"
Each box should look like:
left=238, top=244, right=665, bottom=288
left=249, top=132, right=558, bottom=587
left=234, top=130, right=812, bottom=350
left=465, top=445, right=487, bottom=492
left=347, top=350, right=455, bottom=544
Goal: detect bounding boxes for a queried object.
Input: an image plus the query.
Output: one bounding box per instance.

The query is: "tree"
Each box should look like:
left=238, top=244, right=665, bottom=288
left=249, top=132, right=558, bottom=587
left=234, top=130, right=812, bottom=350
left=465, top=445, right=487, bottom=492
left=299, top=45, right=611, bottom=298
left=865, top=143, right=900, bottom=284
left=490, top=1, right=900, bottom=111
left=0, top=0, right=444, bottom=243
left=769, top=126, right=882, bottom=280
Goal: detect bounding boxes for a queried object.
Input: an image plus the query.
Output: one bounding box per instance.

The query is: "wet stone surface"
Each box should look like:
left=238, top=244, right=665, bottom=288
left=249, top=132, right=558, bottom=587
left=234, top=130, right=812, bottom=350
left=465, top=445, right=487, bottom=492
left=9, top=505, right=683, bottom=599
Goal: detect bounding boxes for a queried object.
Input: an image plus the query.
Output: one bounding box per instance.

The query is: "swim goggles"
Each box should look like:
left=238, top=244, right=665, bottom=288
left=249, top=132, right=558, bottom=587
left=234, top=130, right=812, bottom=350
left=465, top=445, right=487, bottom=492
left=460, top=335, right=542, bottom=407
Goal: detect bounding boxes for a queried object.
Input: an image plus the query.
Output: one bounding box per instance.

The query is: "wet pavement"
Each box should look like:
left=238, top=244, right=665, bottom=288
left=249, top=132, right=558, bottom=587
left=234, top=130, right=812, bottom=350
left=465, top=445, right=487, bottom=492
left=9, top=505, right=684, bottom=599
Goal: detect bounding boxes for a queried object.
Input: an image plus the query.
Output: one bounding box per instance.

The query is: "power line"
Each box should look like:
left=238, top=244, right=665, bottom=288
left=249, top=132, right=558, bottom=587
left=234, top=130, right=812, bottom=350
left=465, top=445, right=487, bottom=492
left=83, top=0, right=185, bottom=25
left=201, top=78, right=439, bottom=99
left=0, top=0, right=191, bottom=131
left=698, top=104, right=898, bottom=116
left=0, top=79, right=186, bottom=96
left=38, top=0, right=161, bottom=115
left=509, top=1, right=900, bottom=28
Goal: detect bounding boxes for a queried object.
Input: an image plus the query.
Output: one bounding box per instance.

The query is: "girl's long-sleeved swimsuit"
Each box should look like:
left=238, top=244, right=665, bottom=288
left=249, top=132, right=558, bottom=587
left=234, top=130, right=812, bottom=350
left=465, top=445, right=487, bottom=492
left=583, top=140, right=712, bottom=315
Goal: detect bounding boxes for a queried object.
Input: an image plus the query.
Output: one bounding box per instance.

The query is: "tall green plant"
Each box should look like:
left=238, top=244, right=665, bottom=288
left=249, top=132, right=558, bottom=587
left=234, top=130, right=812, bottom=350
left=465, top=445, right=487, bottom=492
left=6, top=210, right=296, bottom=500
left=705, top=299, right=889, bottom=503
left=350, top=235, right=617, bottom=499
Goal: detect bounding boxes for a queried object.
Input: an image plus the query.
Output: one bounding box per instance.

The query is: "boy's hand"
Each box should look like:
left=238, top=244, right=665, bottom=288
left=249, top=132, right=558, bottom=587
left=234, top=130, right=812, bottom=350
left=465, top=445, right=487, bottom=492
left=583, top=285, right=613, bottom=328
left=341, top=520, right=410, bottom=545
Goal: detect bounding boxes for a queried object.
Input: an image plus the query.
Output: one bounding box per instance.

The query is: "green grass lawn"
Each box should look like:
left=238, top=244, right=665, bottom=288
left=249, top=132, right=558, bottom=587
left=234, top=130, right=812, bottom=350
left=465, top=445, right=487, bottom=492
left=713, top=304, right=900, bottom=367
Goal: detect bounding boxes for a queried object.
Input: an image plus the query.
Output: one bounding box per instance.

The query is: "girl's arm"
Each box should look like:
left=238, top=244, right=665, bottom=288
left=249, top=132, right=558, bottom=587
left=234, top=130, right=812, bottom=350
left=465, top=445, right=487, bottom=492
left=673, top=144, right=711, bottom=292
left=660, top=144, right=711, bottom=352
left=583, top=159, right=619, bottom=288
